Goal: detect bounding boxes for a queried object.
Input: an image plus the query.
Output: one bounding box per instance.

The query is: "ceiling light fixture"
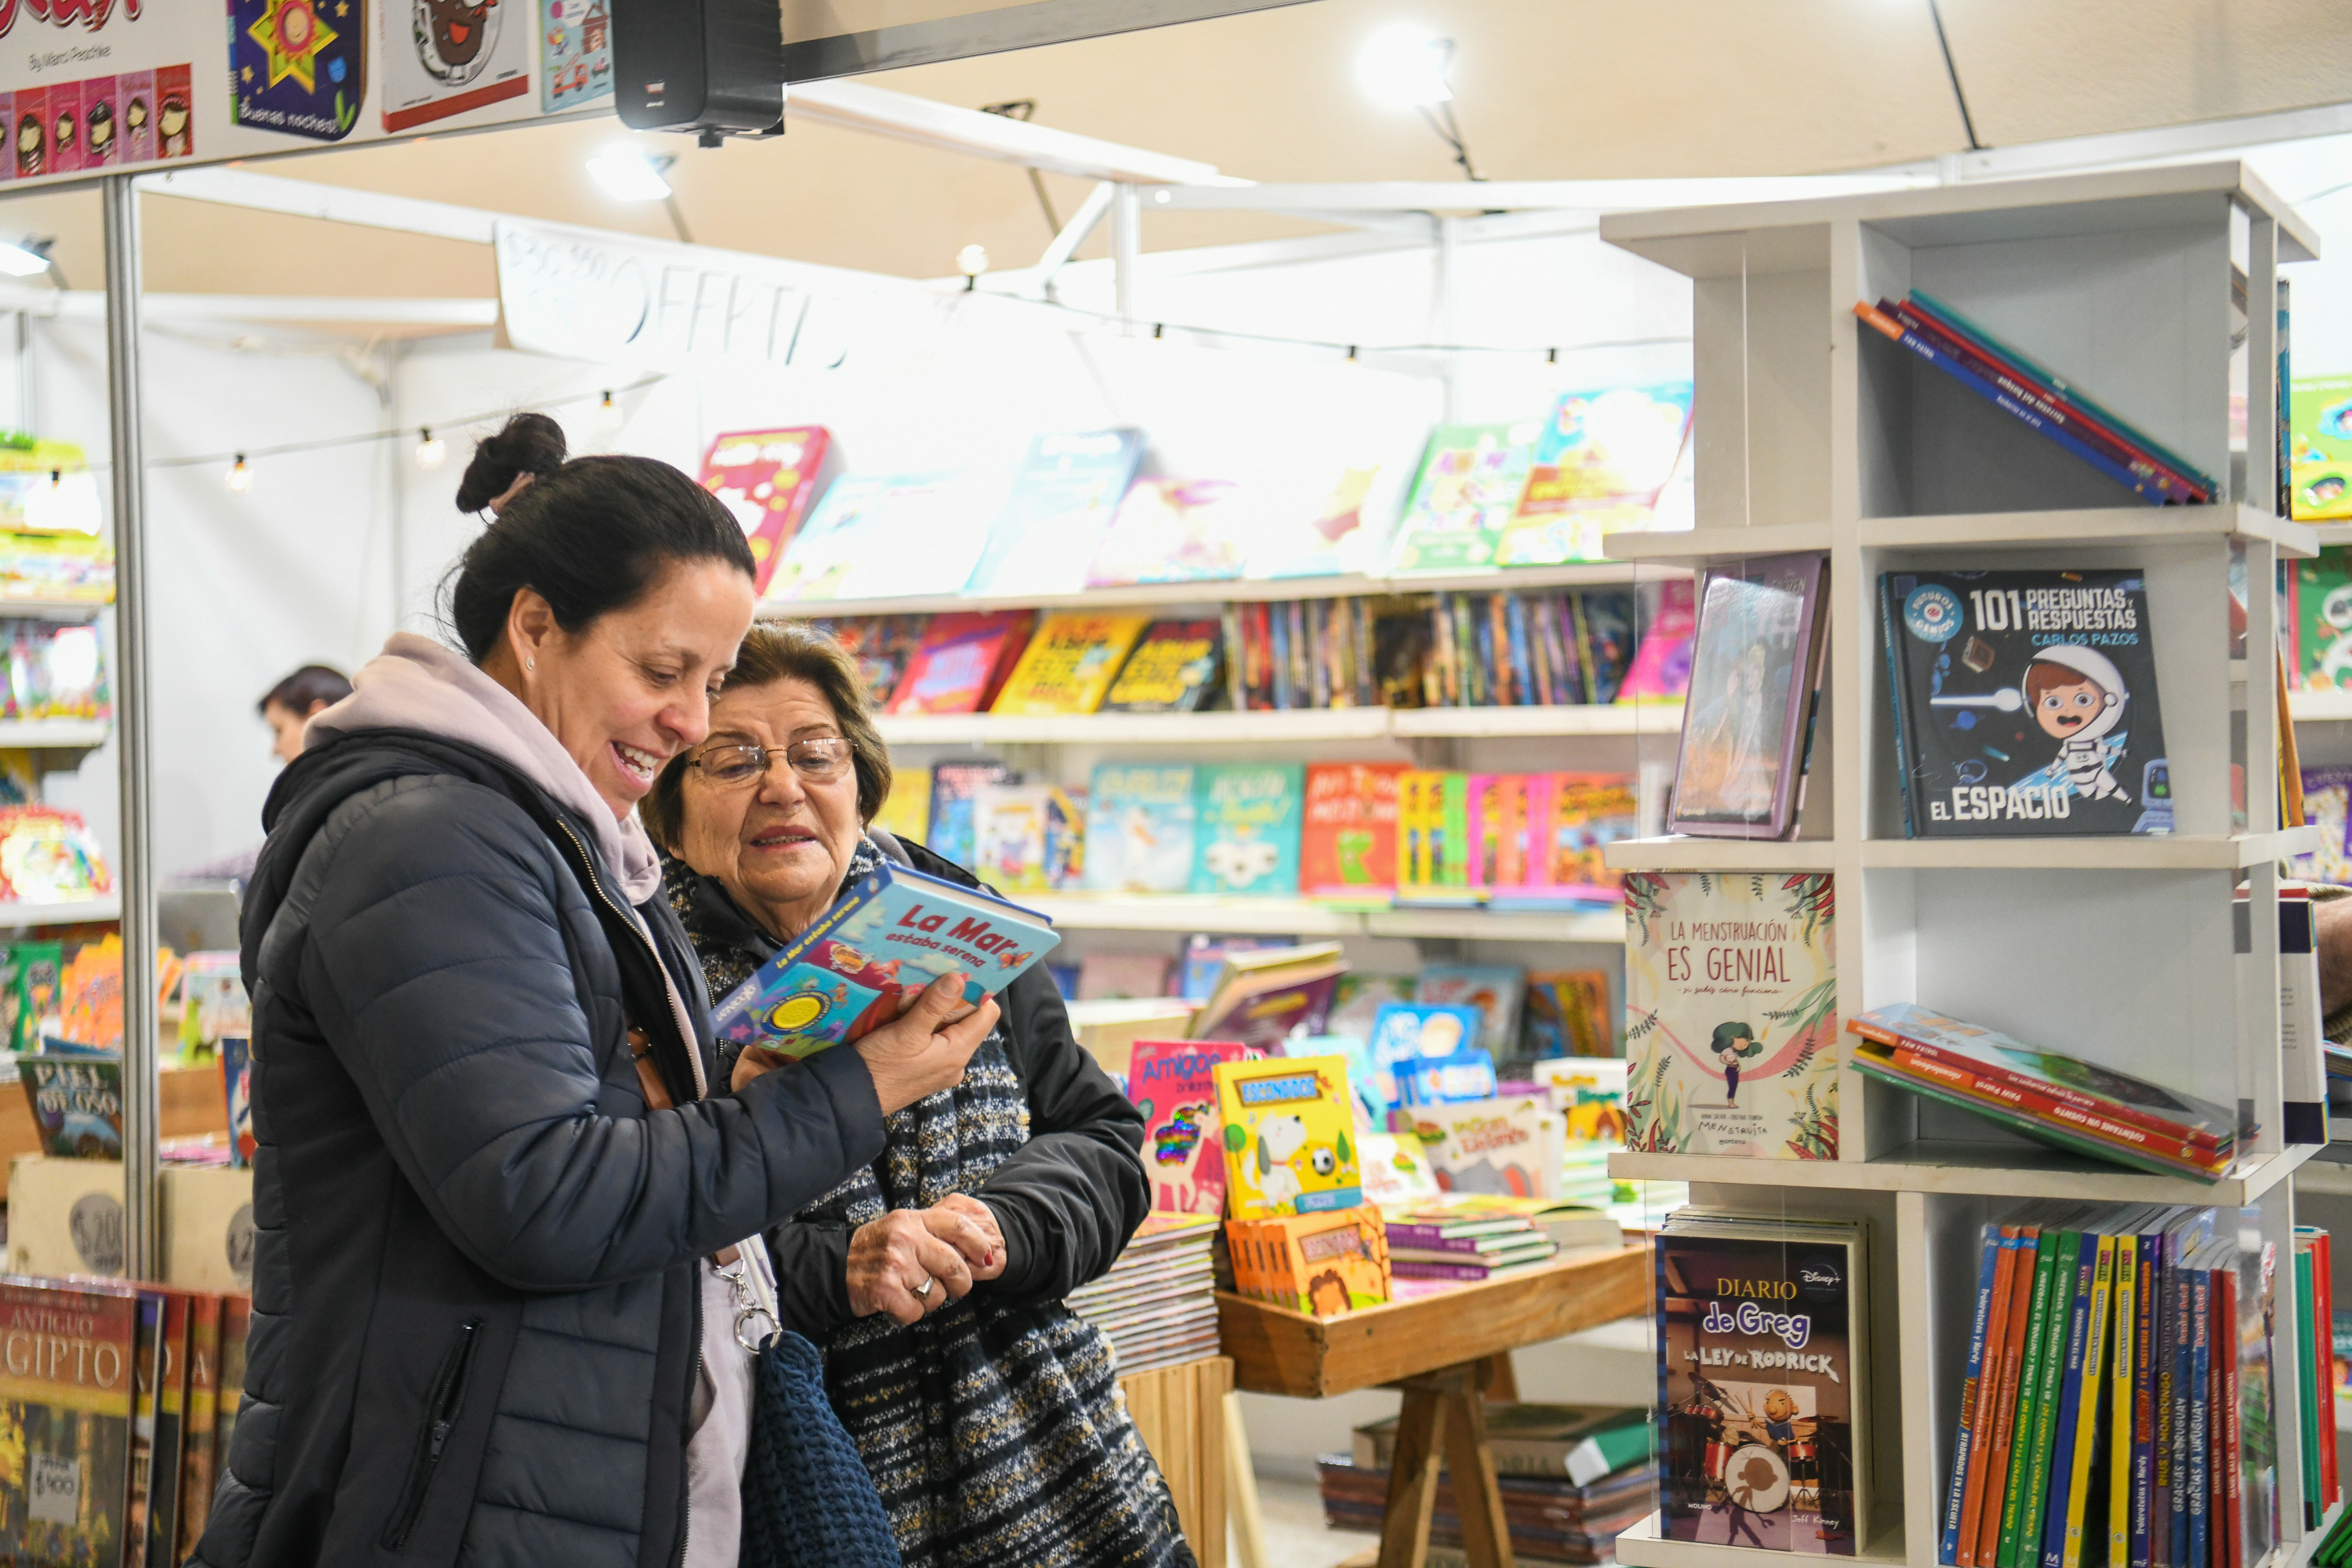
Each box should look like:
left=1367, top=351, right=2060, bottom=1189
left=956, top=244, right=990, bottom=291
left=226, top=455, right=252, bottom=494
left=1355, top=25, right=1484, bottom=181
left=0, top=239, right=50, bottom=278
left=586, top=150, right=695, bottom=243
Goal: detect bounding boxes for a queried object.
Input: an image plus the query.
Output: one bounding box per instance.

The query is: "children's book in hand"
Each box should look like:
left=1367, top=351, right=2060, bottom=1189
left=710, top=861, right=1060, bottom=1058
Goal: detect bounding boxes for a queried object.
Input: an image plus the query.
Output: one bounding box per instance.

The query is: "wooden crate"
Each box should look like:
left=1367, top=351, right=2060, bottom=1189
left=0, top=1060, right=231, bottom=1200
left=1118, top=1353, right=1232, bottom=1568
left=1217, top=1243, right=1650, bottom=1399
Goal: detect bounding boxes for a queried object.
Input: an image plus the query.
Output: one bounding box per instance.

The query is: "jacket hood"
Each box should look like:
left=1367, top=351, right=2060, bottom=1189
left=307, top=633, right=662, bottom=903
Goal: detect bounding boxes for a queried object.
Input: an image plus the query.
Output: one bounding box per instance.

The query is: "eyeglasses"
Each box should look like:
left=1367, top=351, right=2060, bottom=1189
left=687, top=736, right=855, bottom=786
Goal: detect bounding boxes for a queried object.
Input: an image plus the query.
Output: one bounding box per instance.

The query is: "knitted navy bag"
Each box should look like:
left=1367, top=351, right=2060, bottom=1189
left=735, top=1290, right=902, bottom=1567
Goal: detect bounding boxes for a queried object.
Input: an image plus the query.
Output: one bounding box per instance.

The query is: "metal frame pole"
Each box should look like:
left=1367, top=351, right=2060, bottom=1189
left=1111, top=181, right=1141, bottom=329
left=103, top=172, right=158, bottom=1283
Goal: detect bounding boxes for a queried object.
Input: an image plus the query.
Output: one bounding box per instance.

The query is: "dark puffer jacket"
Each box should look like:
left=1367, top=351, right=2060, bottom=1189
left=189, top=728, right=887, bottom=1568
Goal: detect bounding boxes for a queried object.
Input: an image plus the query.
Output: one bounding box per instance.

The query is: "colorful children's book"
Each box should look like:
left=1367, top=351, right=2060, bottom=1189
left=1102, top=618, right=1224, bottom=713
left=1466, top=774, right=1533, bottom=898
left=969, top=783, right=1085, bottom=893
left=1415, top=964, right=1526, bottom=1059
left=819, top=615, right=931, bottom=710
left=1501, top=383, right=1695, bottom=565
left=989, top=612, right=1152, bottom=716
left=1082, top=764, right=1195, bottom=895
left=1505, top=773, right=1636, bottom=909
left=1880, top=567, right=2168, bottom=838
left=1395, top=769, right=1474, bottom=906
left=1214, top=1053, right=1364, bottom=1218
left=1363, top=1001, right=1483, bottom=1109
left=710, top=861, right=1060, bottom=1057
left=2292, top=376, right=2352, bottom=522
left=1623, top=870, right=1839, bottom=1160
left=1396, top=1050, right=1499, bottom=1108
left=1614, top=579, right=1696, bottom=703
left=1191, top=764, right=1304, bottom=897
left=221, top=1036, right=254, bottom=1167
left=1534, top=1055, right=1631, bottom=1144
left=1415, top=1094, right=1561, bottom=1199
left=1243, top=459, right=1405, bottom=580
left=964, top=429, right=1147, bottom=597
left=1300, top=763, right=1404, bottom=904
left=768, top=470, right=1014, bottom=602
left=925, top=761, right=1017, bottom=868
left=1086, top=477, right=1259, bottom=586
left=1524, top=970, right=1613, bottom=1058
left=1671, top=553, right=1828, bottom=839
left=870, top=766, right=931, bottom=846
left=1189, top=943, right=1345, bottom=1053
left=1387, top=423, right=1541, bottom=575
left=1225, top=1206, right=1390, bottom=1315
left=696, top=427, right=833, bottom=596
left=2289, top=547, right=2352, bottom=690
left=887, top=612, right=1035, bottom=716
left=19, top=1054, right=123, bottom=1157
left=1127, top=1039, right=1249, bottom=1214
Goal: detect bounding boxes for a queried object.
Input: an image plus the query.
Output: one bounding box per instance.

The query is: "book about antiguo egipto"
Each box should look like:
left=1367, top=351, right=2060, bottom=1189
left=1882, top=568, right=2168, bottom=837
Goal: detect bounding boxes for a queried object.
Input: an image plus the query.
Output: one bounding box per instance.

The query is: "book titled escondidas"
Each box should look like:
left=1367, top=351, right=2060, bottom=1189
left=710, top=862, right=1060, bottom=1058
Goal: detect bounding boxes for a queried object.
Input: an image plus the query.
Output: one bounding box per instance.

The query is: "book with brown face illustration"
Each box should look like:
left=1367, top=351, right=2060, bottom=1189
left=1658, top=1217, right=1870, bottom=1555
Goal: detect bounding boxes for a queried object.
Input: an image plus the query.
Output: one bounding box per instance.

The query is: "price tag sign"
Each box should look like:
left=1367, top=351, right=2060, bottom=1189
left=28, top=1452, right=79, bottom=1525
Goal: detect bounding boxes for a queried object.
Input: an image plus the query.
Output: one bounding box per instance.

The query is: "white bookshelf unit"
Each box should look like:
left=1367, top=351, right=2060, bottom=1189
left=1596, top=164, right=2333, bottom=1566
left=807, top=562, right=1682, bottom=975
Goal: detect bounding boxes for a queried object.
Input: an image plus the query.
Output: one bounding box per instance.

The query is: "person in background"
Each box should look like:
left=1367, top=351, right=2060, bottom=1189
left=177, top=664, right=355, bottom=885
left=644, top=621, right=1191, bottom=1568
left=259, top=664, right=353, bottom=764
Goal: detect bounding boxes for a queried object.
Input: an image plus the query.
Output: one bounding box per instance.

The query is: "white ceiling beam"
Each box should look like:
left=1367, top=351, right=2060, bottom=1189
left=786, top=79, right=1246, bottom=187
left=133, top=165, right=500, bottom=243
left=1143, top=175, right=1932, bottom=215
left=1918, top=100, right=2352, bottom=183
left=0, top=280, right=497, bottom=325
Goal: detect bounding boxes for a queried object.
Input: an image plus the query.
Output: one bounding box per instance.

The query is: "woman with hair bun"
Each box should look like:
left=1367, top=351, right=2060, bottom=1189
left=187, top=415, right=991, bottom=1568
left=455, top=408, right=570, bottom=515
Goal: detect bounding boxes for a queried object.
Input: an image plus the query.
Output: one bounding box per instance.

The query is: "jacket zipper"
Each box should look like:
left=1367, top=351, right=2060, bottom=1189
left=546, top=816, right=702, bottom=1568
left=380, top=1316, right=483, bottom=1551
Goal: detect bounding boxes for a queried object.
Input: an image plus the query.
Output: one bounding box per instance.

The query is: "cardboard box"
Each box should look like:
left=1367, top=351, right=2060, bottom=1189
left=6, top=1156, right=253, bottom=1292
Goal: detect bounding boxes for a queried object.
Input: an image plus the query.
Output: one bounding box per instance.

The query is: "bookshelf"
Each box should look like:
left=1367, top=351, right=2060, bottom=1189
left=0, top=718, right=109, bottom=750
left=0, top=896, right=119, bottom=927
left=1594, top=163, right=2331, bottom=1565
left=755, top=560, right=1677, bottom=622
left=875, top=702, right=1671, bottom=747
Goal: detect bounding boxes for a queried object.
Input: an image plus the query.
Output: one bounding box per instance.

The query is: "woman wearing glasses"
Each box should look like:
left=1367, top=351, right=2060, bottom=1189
left=192, top=422, right=998, bottom=1568
left=641, top=622, right=1192, bottom=1568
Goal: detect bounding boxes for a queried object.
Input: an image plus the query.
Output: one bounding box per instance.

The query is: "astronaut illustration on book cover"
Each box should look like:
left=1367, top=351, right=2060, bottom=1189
left=1886, top=568, right=2169, bottom=837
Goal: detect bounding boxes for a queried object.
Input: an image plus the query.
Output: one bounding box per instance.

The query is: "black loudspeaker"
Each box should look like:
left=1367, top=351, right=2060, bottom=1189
left=612, top=0, right=784, bottom=139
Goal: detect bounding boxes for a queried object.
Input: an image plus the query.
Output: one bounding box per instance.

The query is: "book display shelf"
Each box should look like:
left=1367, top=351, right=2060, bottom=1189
left=1595, top=164, right=2342, bottom=1568
left=823, top=561, right=1677, bottom=950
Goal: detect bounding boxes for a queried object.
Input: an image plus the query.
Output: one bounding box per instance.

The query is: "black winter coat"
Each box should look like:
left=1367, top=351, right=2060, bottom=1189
left=188, top=729, right=887, bottom=1568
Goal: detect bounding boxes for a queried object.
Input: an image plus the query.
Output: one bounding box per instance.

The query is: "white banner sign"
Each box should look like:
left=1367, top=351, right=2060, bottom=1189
left=492, top=216, right=947, bottom=375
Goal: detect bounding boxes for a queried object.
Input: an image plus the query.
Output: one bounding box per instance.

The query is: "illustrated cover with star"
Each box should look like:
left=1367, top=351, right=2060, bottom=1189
left=230, top=0, right=365, bottom=142
left=1879, top=568, right=2169, bottom=838
left=379, top=0, right=528, bottom=132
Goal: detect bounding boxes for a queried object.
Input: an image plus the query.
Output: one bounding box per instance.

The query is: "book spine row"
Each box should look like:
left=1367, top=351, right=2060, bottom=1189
left=1943, top=1209, right=2333, bottom=1568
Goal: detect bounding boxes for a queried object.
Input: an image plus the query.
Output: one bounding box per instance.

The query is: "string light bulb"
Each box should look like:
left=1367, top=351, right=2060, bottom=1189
left=415, top=427, right=447, bottom=470
left=225, top=455, right=252, bottom=494
left=595, top=390, right=623, bottom=437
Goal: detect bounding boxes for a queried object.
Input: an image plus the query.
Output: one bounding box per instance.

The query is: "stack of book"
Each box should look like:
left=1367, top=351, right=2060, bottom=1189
left=1848, top=1004, right=2234, bottom=1181
left=1065, top=1211, right=1221, bottom=1375
left=1381, top=1203, right=1561, bottom=1283
left=1853, top=292, right=2218, bottom=506
left=1936, top=1203, right=2297, bottom=1568
left=0, top=530, right=112, bottom=602
left=1318, top=1403, right=1655, bottom=1563
left=0, top=1275, right=253, bottom=1567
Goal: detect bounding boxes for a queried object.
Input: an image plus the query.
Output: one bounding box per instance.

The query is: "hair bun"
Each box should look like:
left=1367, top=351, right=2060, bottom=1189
left=456, top=412, right=569, bottom=513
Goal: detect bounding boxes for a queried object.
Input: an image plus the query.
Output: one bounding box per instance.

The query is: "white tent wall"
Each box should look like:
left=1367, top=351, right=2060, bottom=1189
left=2, top=316, right=394, bottom=877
